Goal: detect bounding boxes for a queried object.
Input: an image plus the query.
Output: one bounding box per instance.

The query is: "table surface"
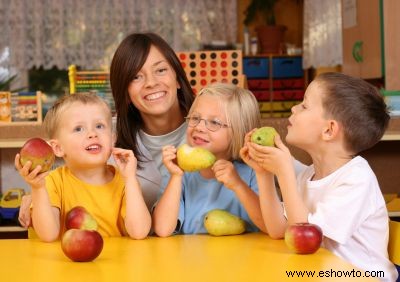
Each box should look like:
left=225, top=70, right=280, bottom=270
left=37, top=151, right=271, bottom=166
left=0, top=232, right=378, bottom=282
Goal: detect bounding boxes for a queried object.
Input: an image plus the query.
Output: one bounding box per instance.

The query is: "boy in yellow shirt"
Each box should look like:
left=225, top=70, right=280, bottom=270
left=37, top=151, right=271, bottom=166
left=15, top=93, right=151, bottom=241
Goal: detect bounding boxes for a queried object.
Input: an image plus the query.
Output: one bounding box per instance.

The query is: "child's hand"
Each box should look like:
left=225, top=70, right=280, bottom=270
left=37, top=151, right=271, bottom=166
left=240, top=130, right=265, bottom=173
left=212, top=159, right=243, bottom=190
left=247, top=134, right=293, bottom=177
left=162, top=145, right=183, bottom=176
left=14, top=153, right=48, bottom=190
left=112, top=148, right=138, bottom=178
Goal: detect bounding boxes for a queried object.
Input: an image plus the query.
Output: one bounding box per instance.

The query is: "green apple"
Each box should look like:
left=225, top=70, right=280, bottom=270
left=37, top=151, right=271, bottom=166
left=251, top=127, right=278, bottom=147
left=204, top=209, right=246, bottom=236
left=177, top=144, right=216, bottom=172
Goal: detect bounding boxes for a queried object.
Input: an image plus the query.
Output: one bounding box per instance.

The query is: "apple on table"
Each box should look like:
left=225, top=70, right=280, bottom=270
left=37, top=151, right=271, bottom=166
left=61, top=229, right=103, bottom=262
left=284, top=223, right=323, bottom=254
left=61, top=206, right=103, bottom=262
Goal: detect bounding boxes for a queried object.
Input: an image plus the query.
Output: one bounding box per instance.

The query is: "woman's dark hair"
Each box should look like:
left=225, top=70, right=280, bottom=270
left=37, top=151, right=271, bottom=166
left=110, top=33, right=194, bottom=167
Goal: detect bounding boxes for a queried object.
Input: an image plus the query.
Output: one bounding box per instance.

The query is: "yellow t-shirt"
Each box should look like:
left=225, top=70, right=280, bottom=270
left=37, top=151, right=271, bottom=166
left=45, top=165, right=127, bottom=238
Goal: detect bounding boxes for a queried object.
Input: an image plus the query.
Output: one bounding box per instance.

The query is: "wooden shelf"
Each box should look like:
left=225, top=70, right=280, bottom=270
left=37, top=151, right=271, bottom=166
left=0, top=123, right=46, bottom=148
left=0, top=139, right=30, bottom=148
left=382, top=132, right=400, bottom=141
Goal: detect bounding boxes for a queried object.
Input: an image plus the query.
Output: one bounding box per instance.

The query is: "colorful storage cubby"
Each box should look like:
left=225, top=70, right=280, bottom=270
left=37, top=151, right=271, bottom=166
left=243, top=55, right=305, bottom=117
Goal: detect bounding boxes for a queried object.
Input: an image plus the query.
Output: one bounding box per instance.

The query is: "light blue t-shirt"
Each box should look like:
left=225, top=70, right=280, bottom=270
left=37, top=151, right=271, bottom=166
left=160, top=161, right=259, bottom=234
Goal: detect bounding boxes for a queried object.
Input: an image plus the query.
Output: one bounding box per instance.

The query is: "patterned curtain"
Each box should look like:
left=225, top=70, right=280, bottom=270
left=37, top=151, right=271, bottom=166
left=302, top=0, right=342, bottom=68
left=0, top=0, right=237, bottom=71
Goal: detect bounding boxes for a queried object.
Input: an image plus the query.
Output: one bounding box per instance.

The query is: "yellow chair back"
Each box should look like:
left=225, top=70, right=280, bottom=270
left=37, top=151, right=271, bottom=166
left=389, top=220, right=400, bottom=265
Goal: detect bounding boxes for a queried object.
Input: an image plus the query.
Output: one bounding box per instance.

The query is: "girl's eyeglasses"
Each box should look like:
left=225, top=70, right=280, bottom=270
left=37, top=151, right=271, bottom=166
left=184, top=116, right=229, bottom=132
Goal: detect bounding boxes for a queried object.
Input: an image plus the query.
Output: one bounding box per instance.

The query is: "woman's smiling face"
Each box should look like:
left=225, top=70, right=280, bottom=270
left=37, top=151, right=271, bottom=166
left=127, top=45, right=181, bottom=118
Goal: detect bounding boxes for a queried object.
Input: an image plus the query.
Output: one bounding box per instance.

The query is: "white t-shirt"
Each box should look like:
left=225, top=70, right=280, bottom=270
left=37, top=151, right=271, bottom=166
left=295, top=156, right=397, bottom=282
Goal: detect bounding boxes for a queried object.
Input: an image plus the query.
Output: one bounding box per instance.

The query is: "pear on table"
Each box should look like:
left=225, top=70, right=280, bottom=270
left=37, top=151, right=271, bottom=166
left=204, top=209, right=246, bottom=236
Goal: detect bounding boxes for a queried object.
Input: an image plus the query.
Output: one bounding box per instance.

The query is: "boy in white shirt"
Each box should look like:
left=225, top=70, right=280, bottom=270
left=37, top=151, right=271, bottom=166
left=241, top=72, right=398, bottom=282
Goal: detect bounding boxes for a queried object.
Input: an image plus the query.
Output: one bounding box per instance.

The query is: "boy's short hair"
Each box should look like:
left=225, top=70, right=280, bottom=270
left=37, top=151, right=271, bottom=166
left=191, top=83, right=261, bottom=160
left=315, top=72, right=390, bottom=154
left=43, top=93, right=112, bottom=138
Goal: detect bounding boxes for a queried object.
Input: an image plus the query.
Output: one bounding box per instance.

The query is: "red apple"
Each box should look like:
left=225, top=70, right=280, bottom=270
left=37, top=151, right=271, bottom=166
left=65, top=206, right=98, bottom=231
left=61, top=229, right=103, bottom=262
left=284, top=223, right=323, bottom=254
left=20, top=137, right=55, bottom=173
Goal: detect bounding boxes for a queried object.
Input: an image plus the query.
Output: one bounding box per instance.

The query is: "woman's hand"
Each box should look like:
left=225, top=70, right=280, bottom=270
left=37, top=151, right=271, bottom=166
left=18, top=194, right=33, bottom=228
left=162, top=145, right=183, bottom=176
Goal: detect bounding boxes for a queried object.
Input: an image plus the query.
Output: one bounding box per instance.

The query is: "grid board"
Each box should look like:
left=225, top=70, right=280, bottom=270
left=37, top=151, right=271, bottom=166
left=176, top=50, right=245, bottom=94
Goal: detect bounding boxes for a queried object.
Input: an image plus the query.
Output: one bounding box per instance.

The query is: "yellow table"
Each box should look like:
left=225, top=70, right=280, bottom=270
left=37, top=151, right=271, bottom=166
left=0, top=233, right=377, bottom=281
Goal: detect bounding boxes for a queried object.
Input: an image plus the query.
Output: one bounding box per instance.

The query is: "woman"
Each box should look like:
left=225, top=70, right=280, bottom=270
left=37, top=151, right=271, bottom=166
left=109, top=32, right=195, bottom=209
left=18, top=33, right=195, bottom=227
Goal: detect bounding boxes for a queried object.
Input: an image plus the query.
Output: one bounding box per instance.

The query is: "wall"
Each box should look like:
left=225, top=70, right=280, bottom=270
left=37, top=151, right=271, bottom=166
left=237, top=0, right=304, bottom=48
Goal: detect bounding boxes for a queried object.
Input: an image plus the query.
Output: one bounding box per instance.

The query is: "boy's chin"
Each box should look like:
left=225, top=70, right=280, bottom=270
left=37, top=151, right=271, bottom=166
left=285, top=134, right=298, bottom=147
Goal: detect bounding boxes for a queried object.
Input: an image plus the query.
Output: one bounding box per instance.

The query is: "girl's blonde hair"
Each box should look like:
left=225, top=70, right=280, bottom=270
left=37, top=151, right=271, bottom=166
left=43, top=93, right=112, bottom=138
left=190, top=83, right=261, bottom=160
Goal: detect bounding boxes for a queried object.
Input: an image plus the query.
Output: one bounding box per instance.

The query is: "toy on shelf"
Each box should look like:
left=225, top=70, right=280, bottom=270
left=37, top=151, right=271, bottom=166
left=68, top=65, right=115, bottom=113
left=0, top=188, right=26, bottom=226
left=0, top=92, right=12, bottom=122
left=0, top=91, right=42, bottom=124
left=176, top=50, right=245, bottom=94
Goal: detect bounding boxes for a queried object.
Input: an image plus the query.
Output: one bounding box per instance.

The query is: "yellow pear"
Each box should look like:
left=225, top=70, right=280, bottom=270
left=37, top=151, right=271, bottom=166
left=177, top=144, right=216, bottom=172
left=251, top=126, right=278, bottom=147
left=204, top=209, right=246, bottom=236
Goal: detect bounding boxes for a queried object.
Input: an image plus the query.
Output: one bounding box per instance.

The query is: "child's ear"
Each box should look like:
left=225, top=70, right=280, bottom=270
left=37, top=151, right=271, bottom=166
left=48, top=139, right=64, bottom=157
left=322, top=120, right=339, bottom=141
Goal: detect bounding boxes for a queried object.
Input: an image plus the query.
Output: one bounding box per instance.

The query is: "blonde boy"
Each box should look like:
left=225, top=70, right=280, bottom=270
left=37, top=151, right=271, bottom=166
left=15, top=93, right=151, bottom=241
